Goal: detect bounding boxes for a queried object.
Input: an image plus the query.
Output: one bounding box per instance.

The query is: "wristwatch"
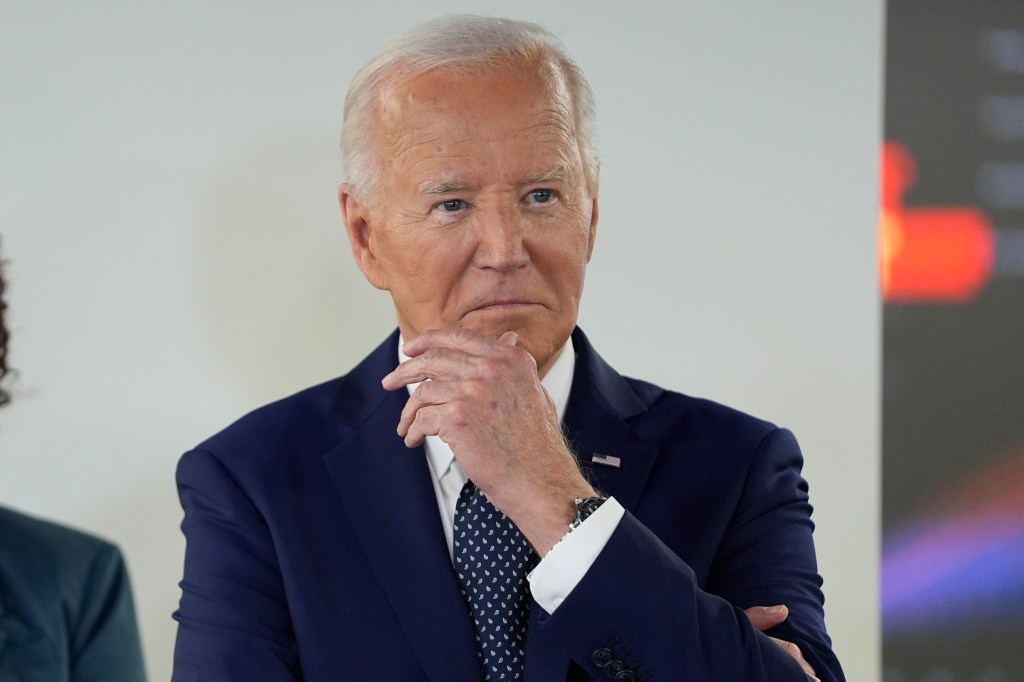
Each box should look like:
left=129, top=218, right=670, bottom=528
left=571, top=495, right=608, bottom=529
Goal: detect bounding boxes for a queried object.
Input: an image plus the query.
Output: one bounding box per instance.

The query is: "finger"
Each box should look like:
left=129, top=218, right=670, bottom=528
left=768, top=637, right=818, bottom=679
left=382, top=346, right=478, bottom=390
left=744, top=604, right=789, bottom=631
left=402, top=327, right=500, bottom=359
left=396, top=380, right=462, bottom=437
left=497, top=331, right=519, bottom=346
left=402, top=403, right=444, bottom=448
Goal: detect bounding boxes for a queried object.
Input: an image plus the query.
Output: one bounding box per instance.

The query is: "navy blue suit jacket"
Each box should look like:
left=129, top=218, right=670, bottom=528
left=172, top=329, right=844, bottom=681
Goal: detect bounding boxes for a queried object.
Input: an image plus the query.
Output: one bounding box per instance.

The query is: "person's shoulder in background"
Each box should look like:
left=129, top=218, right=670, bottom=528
left=0, top=505, right=147, bottom=682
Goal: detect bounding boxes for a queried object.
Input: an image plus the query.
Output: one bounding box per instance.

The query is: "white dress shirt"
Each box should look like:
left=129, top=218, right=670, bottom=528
left=399, top=336, right=625, bottom=613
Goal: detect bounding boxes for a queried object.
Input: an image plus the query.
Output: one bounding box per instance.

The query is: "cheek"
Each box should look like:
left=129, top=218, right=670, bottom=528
left=558, top=209, right=596, bottom=266
left=380, top=234, right=466, bottom=300
left=534, top=232, right=592, bottom=290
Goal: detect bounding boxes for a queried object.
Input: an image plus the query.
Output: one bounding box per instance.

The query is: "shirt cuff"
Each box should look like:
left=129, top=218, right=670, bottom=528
left=527, top=496, right=625, bottom=614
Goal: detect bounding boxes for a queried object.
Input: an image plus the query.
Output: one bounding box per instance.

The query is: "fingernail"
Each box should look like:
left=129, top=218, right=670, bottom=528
left=765, top=605, right=786, bottom=615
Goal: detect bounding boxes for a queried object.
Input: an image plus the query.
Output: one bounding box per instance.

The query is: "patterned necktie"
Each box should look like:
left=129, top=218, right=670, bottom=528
left=454, top=481, right=537, bottom=680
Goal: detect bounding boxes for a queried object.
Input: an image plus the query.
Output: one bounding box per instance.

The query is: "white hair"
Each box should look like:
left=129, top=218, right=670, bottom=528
left=340, top=14, right=599, bottom=204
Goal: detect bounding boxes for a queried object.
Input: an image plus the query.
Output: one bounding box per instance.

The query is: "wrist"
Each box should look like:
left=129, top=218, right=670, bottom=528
left=506, top=482, right=599, bottom=556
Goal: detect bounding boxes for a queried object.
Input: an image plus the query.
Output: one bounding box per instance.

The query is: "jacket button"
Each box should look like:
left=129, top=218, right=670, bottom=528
left=603, top=660, right=624, bottom=678
left=591, top=648, right=613, bottom=668
left=614, top=671, right=636, bottom=682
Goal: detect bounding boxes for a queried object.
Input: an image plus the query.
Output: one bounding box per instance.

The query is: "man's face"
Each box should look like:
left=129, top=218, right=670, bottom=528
left=341, top=58, right=598, bottom=376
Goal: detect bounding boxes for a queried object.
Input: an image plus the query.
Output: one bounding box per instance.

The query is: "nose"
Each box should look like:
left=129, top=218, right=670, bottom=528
left=472, top=202, right=529, bottom=272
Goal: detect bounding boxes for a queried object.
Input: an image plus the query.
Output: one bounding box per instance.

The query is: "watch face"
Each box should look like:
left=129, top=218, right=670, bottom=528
left=577, top=497, right=606, bottom=523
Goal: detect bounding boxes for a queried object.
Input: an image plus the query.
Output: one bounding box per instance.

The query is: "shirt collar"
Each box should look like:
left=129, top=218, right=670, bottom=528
left=399, top=335, right=576, bottom=484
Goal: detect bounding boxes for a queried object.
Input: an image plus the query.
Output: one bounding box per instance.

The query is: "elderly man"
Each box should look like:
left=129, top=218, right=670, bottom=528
left=173, top=15, right=843, bottom=682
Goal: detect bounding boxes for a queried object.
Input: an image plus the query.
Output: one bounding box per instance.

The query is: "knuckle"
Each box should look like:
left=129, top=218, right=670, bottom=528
left=412, top=404, right=434, bottom=425
left=411, top=381, right=431, bottom=400
left=420, top=347, right=444, bottom=364
left=508, top=345, right=537, bottom=370
left=452, top=327, right=480, bottom=345
left=479, top=359, right=503, bottom=381
left=447, top=400, right=473, bottom=426
left=461, top=380, right=483, bottom=399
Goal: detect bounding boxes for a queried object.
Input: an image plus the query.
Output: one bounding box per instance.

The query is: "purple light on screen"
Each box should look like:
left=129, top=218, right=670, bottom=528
left=882, top=444, right=1024, bottom=634
left=883, top=522, right=1024, bottom=633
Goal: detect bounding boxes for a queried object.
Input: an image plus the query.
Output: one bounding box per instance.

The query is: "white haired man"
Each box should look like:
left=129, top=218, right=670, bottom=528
left=173, top=15, right=842, bottom=682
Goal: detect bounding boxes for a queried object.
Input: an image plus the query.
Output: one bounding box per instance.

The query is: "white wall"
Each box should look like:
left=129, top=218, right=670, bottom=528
left=0, top=2, right=883, bottom=679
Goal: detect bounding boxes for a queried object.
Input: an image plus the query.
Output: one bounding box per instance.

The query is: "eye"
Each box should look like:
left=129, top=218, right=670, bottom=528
left=439, top=199, right=467, bottom=212
left=529, top=189, right=554, bottom=204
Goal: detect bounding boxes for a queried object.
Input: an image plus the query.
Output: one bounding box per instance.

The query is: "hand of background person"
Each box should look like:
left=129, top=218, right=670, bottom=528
left=382, top=328, right=595, bottom=556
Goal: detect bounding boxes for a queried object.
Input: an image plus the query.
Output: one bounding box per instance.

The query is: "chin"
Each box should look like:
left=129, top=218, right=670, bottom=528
left=456, top=308, right=572, bottom=353
left=458, top=319, right=522, bottom=340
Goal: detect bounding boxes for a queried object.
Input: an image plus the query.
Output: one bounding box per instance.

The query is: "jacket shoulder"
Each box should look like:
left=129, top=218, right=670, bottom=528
left=0, top=506, right=126, bottom=611
left=623, top=375, right=779, bottom=442
left=199, top=377, right=347, bottom=450
left=190, top=332, right=400, bottom=465
left=0, top=506, right=121, bottom=569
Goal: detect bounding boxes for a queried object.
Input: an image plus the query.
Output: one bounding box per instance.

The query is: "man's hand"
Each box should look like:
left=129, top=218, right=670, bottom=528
left=381, top=328, right=595, bottom=555
left=744, top=605, right=820, bottom=681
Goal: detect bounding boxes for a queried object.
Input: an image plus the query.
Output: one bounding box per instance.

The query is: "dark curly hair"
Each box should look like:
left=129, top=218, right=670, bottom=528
left=0, top=239, right=9, bottom=407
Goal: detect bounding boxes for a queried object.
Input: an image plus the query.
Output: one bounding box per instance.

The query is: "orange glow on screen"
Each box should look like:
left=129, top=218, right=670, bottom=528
left=881, top=141, right=995, bottom=302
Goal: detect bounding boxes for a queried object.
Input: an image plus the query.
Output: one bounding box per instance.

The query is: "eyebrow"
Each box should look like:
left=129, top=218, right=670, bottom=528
left=420, top=180, right=468, bottom=195
left=418, top=167, right=570, bottom=196
left=525, top=169, right=567, bottom=185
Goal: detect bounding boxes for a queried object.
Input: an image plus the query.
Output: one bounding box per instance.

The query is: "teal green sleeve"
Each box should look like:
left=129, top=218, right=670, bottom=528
left=69, top=542, right=147, bottom=682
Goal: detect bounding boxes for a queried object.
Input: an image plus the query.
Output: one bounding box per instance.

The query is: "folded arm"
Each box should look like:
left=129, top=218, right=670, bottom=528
left=525, top=428, right=844, bottom=681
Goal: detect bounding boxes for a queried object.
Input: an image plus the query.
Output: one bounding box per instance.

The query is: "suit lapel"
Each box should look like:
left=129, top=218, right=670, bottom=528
left=563, top=328, right=660, bottom=513
left=322, top=332, right=481, bottom=682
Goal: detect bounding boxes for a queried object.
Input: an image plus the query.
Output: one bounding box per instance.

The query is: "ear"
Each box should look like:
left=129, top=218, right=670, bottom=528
left=586, top=196, right=599, bottom=262
left=339, top=183, right=389, bottom=290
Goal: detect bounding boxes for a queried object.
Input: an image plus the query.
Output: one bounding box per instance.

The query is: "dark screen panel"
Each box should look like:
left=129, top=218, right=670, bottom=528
left=883, top=1, right=1024, bottom=680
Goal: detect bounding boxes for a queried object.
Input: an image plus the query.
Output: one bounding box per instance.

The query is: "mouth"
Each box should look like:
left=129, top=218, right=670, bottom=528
left=461, top=300, right=543, bottom=319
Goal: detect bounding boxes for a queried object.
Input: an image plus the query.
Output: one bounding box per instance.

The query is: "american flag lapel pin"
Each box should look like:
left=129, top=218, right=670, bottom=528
left=591, top=453, right=621, bottom=468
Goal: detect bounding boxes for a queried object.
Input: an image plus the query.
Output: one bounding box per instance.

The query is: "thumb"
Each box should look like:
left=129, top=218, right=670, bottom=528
left=744, top=604, right=789, bottom=631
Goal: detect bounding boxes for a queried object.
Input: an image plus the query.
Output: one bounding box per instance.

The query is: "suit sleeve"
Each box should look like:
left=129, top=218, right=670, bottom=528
left=524, top=427, right=845, bottom=681
left=172, top=448, right=301, bottom=682
left=70, top=542, right=148, bottom=682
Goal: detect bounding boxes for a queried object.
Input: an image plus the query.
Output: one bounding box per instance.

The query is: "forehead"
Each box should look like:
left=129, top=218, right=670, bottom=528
left=373, top=58, right=581, bottom=184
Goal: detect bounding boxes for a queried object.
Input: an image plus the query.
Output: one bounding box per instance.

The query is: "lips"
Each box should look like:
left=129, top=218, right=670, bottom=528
left=461, top=300, right=544, bottom=319
left=477, top=300, right=530, bottom=309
